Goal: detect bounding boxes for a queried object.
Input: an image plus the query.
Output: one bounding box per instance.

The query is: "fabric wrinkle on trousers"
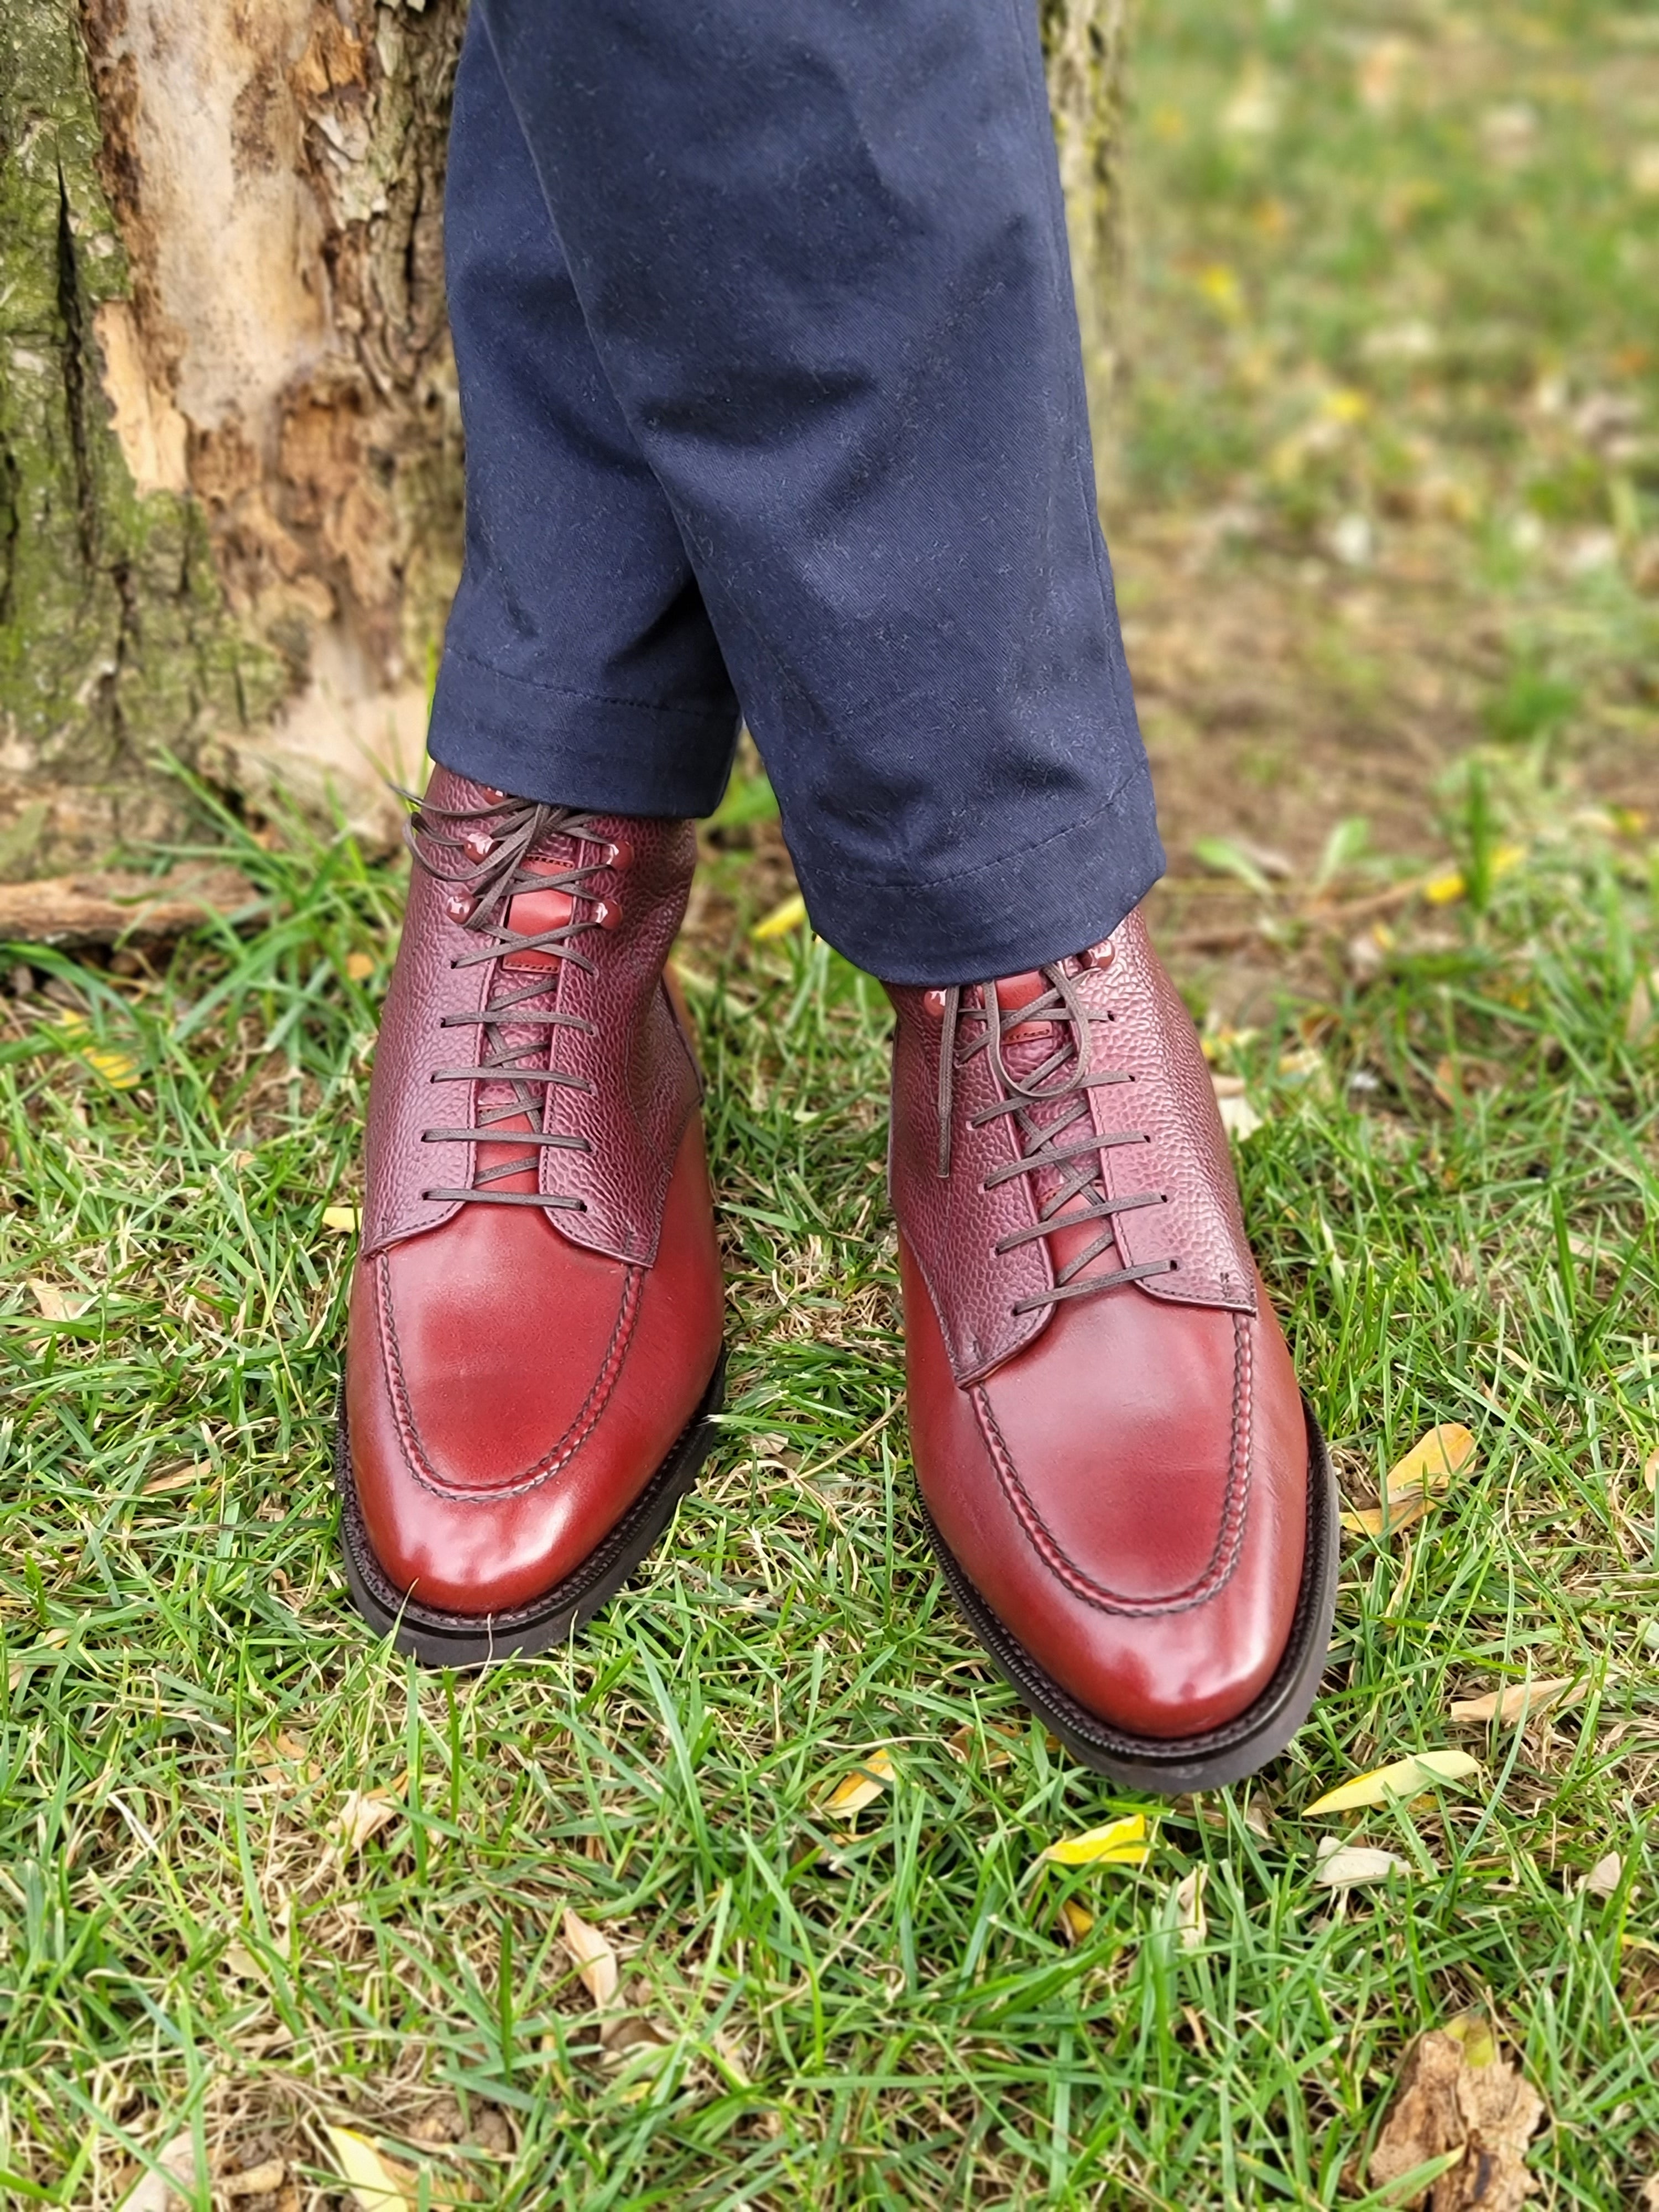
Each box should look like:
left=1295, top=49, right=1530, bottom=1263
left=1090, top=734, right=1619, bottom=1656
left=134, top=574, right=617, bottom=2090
left=431, top=0, right=1166, bottom=985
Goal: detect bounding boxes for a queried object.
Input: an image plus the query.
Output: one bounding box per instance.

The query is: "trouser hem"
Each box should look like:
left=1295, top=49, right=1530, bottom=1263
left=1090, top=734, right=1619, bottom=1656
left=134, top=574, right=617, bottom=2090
left=427, top=650, right=740, bottom=820
left=799, top=759, right=1166, bottom=985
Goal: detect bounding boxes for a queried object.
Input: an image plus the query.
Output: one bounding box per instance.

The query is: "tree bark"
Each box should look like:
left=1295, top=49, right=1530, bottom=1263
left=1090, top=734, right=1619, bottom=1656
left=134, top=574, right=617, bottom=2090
left=0, top=0, right=1125, bottom=875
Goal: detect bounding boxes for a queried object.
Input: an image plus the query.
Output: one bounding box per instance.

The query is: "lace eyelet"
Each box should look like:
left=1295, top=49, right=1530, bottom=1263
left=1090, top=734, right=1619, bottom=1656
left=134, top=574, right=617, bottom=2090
left=461, top=828, right=495, bottom=862
left=606, top=840, right=633, bottom=871
left=444, top=890, right=477, bottom=925
left=1079, top=939, right=1116, bottom=970
left=922, top=989, right=948, bottom=1018
left=592, top=898, right=622, bottom=931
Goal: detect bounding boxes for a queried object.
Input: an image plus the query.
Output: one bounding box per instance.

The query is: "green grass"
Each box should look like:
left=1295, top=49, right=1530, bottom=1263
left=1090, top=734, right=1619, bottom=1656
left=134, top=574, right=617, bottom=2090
left=1120, top=0, right=1659, bottom=784
left=4, top=0, right=1659, bottom=2201
left=1, top=781, right=1655, bottom=2209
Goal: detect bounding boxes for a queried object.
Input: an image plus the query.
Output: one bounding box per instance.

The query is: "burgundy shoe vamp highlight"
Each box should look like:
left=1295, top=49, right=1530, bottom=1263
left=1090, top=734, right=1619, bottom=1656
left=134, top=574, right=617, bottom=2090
left=346, top=1119, right=724, bottom=1615
left=375, top=1203, right=637, bottom=1495
left=975, top=1286, right=1246, bottom=1606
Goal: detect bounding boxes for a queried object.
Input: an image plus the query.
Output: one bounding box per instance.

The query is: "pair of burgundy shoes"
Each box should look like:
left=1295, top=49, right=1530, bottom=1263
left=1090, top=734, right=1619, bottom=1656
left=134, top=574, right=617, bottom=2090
left=338, top=771, right=1337, bottom=1793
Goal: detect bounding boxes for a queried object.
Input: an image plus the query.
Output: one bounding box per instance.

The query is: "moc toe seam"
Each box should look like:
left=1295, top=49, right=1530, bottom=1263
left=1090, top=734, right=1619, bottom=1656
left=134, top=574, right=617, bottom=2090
left=970, top=1310, right=1254, bottom=1615
left=375, top=1248, right=641, bottom=1503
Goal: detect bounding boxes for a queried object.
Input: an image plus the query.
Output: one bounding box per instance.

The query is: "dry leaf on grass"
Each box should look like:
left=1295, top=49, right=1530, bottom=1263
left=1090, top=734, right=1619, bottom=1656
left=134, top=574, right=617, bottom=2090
left=1342, top=1422, right=1476, bottom=1537
left=1058, top=1898, right=1095, bottom=1945
left=1449, top=1677, right=1582, bottom=1726
left=140, top=1462, right=210, bottom=1495
left=120, top=2131, right=196, bottom=2212
left=330, top=1777, right=406, bottom=1861
left=7, top=1626, right=69, bottom=1693
left=322, top=1204, right=361, bottom=1234
left=1582, top=1851, right=1623, bottom=1900
left=1212, top=1073, right=1265, bottom=1140
left=1640, top=2178, right=1659, bottom=2211
left=344, top=951, right=376, bottom=982
left=1174, top=1865, right=1208, bottom=1949
left=218, top=2159, right=287, bottom=2198
left=325, top=2126, right=418, bottom=2212
left=562, top=1908, right=619, bottom=2007
left=1368, top=2013, right=1545, bottom=2210
left=822, top=1745, right=895, bottom=1820
left=1306, top=1750, right=1479, bottom=1816
left=1316, top=1837, right=1412, bottom=1888
left=27, top=1279, right=88, bottom=1321
left=1035, top=1814, right=1150, bottom=1870
left=947, top=1720, right=1018, bottom=1768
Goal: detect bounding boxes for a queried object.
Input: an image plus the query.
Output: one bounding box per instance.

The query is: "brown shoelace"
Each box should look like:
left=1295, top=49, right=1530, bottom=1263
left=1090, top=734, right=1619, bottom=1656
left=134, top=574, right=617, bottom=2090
left=936, top=960, right=1177, bottom=1314
left=404, top=786, right=617, bottom=1211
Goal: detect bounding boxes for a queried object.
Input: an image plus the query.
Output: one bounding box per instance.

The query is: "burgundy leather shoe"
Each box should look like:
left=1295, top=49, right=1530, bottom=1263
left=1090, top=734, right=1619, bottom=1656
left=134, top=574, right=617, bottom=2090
left=336, top=767, right=725, bottom=1665
left=889, top=910, right=1336, bottom=1791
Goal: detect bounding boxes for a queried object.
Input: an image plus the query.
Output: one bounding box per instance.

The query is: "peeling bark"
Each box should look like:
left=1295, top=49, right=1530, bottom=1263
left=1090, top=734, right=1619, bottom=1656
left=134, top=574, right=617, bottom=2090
left=0, top=0, right=1123, bottom=875
left=1045, top=0, right=1131, bottom=416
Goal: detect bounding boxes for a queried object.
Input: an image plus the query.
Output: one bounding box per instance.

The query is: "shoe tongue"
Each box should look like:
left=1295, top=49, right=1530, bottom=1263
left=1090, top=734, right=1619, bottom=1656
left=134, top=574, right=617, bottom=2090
left=500, top=871, right=575, bottom=973
left=990, top=970, right=1067, bottom=1079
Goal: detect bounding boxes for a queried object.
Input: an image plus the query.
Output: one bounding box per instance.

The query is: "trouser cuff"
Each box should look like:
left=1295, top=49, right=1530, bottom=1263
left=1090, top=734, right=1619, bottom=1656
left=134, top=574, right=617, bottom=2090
left=800, top=759, right=1166, bottom=986
left=428, top=649, right=740, bottom=820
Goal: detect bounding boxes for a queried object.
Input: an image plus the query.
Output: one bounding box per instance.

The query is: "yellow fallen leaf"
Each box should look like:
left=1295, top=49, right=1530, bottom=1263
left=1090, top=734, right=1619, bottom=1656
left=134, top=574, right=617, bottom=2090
left=1450, top=1677, right=1581, bottom=1726
left=85, top=1043, right=142, bottom=1089
left=1386, top=1422, right=1477, bottom=1491
left=1037, top=1813, right=1150, bottom=1868
left=344, top=951, right=376, bottom=982
left=1306, top=1749, right=1480, bottom=1816
left=1340, top=1496, right=1436, bottom=1538
left=1174, top=1865, right=1208, bottom=1950
left=1423, top=846, right=1525, bottom=906
left=1058, top=1898, right=1095, bottom=1944
left=1341, top=1422, right=1475, bottom=1536
left=562, top=1908, right=619, bottom=2007
left=324, top=2126, right=414, bottom=2212
left=48, top=1006, right=143, bottom=1088
left=332, top=1778, right=406, bottom=1859
left=322, top=1205, right=361, bottom=1234
left=750, top=890, right=807, bottom=941
left=1197, top=262, right=1243, bottom=312
left=823, top=1745, right=895, bottom=1819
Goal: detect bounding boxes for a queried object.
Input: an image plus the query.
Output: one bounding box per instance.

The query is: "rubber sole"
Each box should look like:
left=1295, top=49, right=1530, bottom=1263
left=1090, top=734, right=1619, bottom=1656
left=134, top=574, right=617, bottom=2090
left=920, top=1395, right=1339, bottom=1794
left=335, top=1350, right=726, bottom=1668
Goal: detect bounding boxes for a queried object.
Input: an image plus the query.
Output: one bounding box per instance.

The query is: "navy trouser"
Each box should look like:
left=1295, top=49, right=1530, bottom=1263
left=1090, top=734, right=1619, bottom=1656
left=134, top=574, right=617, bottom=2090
left=432, top=1, right=1164, bottom=985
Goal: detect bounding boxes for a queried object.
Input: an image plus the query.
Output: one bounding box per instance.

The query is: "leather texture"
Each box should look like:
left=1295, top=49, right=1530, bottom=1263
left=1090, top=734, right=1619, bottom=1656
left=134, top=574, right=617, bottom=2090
left=889, top=907, right=1256, bottom=1392
left=890, top=908, right=1310, bottom=1741
left=363, top=766, right=701, bottom=1267
left=345, top=780, right=723, bottom=1617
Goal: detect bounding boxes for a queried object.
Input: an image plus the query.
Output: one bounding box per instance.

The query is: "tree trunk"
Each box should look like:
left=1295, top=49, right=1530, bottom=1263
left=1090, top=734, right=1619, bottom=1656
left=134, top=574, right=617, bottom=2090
left=0, top=1, right=1125, bottom=876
